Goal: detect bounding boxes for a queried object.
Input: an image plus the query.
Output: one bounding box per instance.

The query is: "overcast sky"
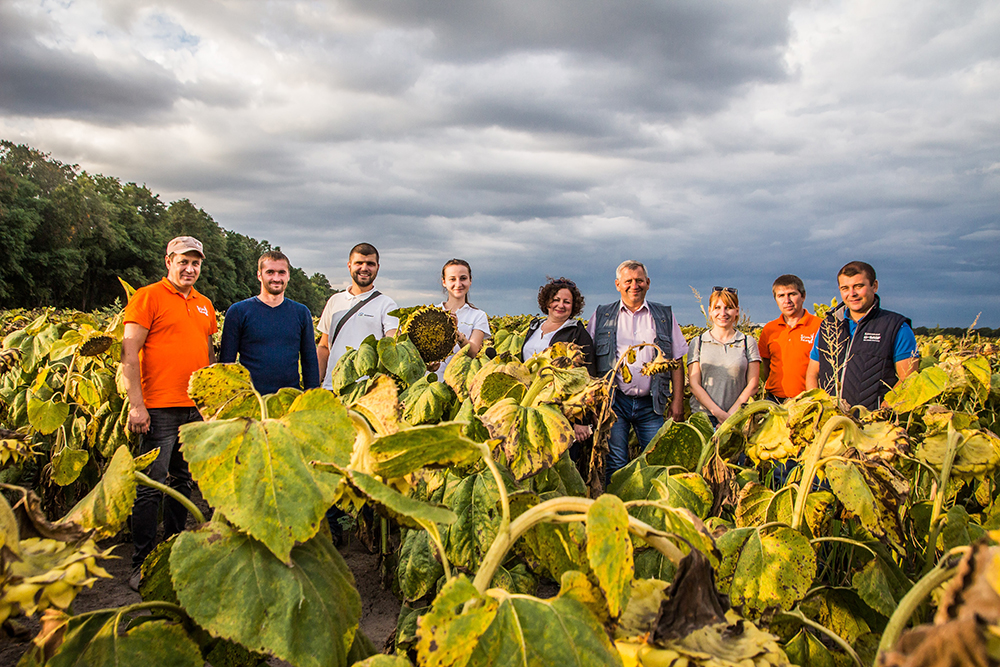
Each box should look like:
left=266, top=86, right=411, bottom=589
left=2, top=0, right=998, bottom=326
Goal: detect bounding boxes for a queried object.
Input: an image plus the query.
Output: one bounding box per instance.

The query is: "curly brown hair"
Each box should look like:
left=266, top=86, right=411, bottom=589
left=537, top=277, right=584, bottom=318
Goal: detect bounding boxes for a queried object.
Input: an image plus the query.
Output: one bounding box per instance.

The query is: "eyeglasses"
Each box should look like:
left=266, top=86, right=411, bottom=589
left=712, top=286, right=738, bottom=295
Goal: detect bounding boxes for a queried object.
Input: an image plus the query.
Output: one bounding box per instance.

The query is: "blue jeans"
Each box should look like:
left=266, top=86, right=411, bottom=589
left=131, top=407, right=199, bottom=569
left=607, top=393, right=663, bottom=483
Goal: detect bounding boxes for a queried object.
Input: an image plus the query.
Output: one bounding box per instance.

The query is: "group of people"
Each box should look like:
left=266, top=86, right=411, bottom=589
left=121, top=236, right=919, bottom=589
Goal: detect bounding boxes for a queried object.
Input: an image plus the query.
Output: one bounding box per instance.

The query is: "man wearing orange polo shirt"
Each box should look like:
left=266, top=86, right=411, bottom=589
left=758, top=274, right=820, bottom=402
left=122, top=236, right=217, bottom=590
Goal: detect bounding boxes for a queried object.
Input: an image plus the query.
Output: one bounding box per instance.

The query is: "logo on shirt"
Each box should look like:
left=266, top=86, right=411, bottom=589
left=196, top=305, right=209, bottom=317
left=357, top=312, right=374, bottom=318
left=800, top=334, right=814, bottom=344
left=863, top=332, right=881, bottom=343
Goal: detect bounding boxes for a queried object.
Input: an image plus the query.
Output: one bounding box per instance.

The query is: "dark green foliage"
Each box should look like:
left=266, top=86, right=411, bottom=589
left=0, top=140, right=332, bottom=313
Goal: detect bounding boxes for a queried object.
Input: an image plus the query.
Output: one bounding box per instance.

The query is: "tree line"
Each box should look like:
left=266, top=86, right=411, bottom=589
left=0, top=140, right=335, bottom=315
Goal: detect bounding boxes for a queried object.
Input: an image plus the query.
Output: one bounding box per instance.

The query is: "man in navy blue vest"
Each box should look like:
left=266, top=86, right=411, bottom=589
left=586, top=260, right=689, bottom=483
left=805, top=261, right=918, bottom=410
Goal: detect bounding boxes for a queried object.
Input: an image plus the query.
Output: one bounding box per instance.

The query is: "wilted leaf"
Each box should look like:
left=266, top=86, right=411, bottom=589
left=354, top=375, right=402, bottom=435
left=511, top=493, right=589, bottom=581
left=784, top=629, right=836, bottom=667
left=401, top=377, right=457, bottom=426
left=587, top=495, right=633, bottom=619
left=481, top=399, right=573, bottom=480
left=188, top=364, right=260, bottom=420
left=825, top=457, right=907, bottom=548
left=180, top=388, right=355, bottom=563
left=171, top=522, right=361, bottom=667
left=643, top=419, right=706, bottom=471
left=557, top=571, right=610, bottom=625
left=378, top=336, right=425, bottom=386
left=416, top=576, right=497, bottom=667
left=717, top=526, right=816, bottom=617
left=466, top=592, right=623, bottom=667
left=369, top=423, right=481, bottom=479
left=56, top=446, right=141, bottom=539
left=340, top=468, right=456, bottom=529
left=799, top=588, right=872, bottom=646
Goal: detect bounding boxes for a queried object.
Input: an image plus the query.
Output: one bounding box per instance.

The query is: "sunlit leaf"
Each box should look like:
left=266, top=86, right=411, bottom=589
left=717, top=526, right=816, bottom=617
left=188, top=363, right=261, bottom=420
left=586, top=495, right=633, bottom=619
left=180, top=388, right=356, bottom=562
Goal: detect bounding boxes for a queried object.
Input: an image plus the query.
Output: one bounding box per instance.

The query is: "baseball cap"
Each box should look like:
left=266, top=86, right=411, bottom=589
left=166, top=236, right=205, bottom=257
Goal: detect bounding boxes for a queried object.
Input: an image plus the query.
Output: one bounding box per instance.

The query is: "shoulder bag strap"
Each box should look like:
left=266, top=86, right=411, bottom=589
left=331, top=291, right=381, bottom=346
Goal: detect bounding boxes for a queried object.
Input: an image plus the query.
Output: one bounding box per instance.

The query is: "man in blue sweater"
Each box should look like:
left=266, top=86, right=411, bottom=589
left=220, top=251, right=321, bottom=394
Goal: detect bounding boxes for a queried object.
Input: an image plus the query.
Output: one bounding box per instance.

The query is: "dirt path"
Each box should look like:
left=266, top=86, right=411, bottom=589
left=0, top=528, right=401, bottom=666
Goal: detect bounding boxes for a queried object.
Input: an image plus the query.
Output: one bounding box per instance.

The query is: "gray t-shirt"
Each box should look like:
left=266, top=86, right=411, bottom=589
left=688, top=330, right=761, bottom=415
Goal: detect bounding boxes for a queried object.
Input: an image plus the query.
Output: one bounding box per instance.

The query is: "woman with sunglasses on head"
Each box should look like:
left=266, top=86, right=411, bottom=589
left=435, top=259, right=491, bottom=375
left=688, top=286, right=761, bottom=427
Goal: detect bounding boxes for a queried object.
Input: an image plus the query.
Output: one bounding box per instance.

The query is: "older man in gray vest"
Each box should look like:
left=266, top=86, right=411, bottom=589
left=586, top=260, right=689, bottom=483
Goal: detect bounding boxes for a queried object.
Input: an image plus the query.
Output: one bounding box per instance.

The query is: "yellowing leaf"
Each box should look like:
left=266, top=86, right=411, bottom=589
left=180, top=388, right=356, bottom=563
left=587, top=495, right=633, bottom=619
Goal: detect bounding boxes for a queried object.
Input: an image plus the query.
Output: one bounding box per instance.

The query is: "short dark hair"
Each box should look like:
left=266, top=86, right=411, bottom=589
left=537, top=277, right=584, bottom=318
left=258, top=250, right=290, bottom=272
left=838, top=261, right=876, bottom=285
left=350, top=243, right=379, bottom=263
left=772, top=274, right=805, bottom=297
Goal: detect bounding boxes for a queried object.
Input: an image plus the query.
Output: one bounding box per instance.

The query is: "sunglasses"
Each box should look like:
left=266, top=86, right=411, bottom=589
left=712, top=286, right=738, bottom=295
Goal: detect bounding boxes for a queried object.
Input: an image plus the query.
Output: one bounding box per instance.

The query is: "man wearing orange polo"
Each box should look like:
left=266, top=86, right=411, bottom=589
left=122, top=236, right=217, bottom=590
left=758, top=274, right=820, bottom=402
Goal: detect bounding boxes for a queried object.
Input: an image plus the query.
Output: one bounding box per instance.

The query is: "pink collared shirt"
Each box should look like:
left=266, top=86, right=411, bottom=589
left=586, top=301, right=689, bottom=396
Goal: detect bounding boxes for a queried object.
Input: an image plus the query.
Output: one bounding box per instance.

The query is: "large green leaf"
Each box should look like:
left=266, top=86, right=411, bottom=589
left=481, top=399, right=573, bottom=480
left=41, top=610, right=203, bottom=667
left=56, top=446, right=141, bottom=538
left=52, top=418, right=90, bottom=486
left=26, top=389, right=68, bottom=435
left=717, top=526, right=817, bottom=617
left=188, top=364, right=261, bottom=420
left=378, top=336, right=425, bottom=386
left=401, top=376, right=457, bottom=425
left=370, top=423, right=481, bottom=479
left=398, top=529, right=445, bottom=602
left=852, top=555, right=910, bottom=619
left=643, top=419, right=706, bottom=471
left=586, top=495, right=633, bottom=619
left=171, top=522, right=361, bottom=667
left=180, top=388, right=355, bottom=563
left=444, top=472, right=502, bottom=571
left=884, top=366, right=948, bottom=413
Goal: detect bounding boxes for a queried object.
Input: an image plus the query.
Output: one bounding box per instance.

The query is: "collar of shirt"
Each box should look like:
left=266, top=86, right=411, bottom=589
left=618, top=299, right=649, bottom=315
left=159, top=277, right=200, bottom=300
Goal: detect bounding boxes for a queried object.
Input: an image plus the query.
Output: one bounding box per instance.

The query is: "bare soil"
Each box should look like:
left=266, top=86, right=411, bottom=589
left=0, top=494, right=401, bottom=666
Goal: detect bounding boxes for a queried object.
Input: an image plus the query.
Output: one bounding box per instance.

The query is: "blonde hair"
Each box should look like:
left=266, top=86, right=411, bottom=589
left=709, top=289, right=739, bottom=309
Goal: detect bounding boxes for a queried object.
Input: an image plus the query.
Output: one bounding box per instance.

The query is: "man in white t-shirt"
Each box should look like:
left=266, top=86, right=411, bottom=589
left=317, top=243, right=399, bottom=389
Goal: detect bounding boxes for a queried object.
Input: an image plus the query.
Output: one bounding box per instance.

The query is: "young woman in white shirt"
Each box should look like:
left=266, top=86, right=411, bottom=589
left=436, top=259, right=490, bottom=375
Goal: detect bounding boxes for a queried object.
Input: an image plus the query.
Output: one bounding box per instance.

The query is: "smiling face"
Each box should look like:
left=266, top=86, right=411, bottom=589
left=709, top=293, right=739, bottom=329
left=838, top=273, right=878, bottom=319
left=615, top=266, right=649, bottom=310
left=442, top=263, right=471, bottom=302
left=773, top=285, right=805, bottom=320
left=546, top=288, right=575, bottom=323
left=258, top=258, right=290, bottom=296
left=349, top=252, right=379, bottom=290
left=165, top=251, right=202, bottom=293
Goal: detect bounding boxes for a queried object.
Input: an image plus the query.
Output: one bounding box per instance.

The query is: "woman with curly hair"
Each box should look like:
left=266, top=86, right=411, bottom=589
left=521, top=277, right=597, bottom=376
